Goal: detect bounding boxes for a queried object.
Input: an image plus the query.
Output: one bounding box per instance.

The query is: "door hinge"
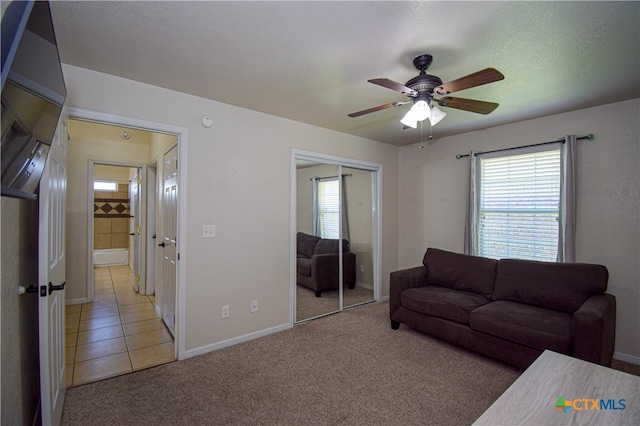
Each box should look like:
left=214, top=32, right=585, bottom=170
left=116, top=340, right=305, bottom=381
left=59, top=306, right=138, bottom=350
left=138, top=178, right=141, bottom=185
left=177, top=253, right=180, bottom=260
left=135, top=275, right=140, bottom=281
left=136, top=226, right=141, bottom=234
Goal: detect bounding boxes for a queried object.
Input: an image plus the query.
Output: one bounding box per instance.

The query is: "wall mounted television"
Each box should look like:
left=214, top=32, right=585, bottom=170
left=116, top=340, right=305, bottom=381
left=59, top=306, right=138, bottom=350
left=1, top=0, right=66, bottom=200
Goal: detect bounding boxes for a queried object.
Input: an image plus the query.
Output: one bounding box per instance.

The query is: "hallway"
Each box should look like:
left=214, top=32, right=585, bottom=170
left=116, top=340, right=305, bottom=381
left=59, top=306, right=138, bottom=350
left=65, top=265, right=175, bottom=386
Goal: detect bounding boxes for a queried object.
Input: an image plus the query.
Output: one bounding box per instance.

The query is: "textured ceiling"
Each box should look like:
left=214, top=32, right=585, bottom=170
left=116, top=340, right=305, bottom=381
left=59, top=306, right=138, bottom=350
left=50, top=1, right=640, bottom=146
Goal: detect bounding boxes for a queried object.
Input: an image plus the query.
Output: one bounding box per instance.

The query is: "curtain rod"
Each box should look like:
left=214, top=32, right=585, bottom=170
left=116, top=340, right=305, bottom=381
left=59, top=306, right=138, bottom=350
left=309, top=173, right=352, bottom=181
left=455, top=134, right=594, bottom=159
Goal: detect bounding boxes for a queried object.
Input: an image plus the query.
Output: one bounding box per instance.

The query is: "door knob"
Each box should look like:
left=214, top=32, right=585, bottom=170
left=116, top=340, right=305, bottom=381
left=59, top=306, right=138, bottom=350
left=48, top=281, right=66, bottom=295
left=158, top=242, right=166, bottom=247
left=18, top=285, right=38, bottom=295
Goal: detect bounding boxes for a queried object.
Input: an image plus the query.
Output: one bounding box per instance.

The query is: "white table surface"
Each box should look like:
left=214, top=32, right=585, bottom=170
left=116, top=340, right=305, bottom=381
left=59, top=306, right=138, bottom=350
left=474, top=350, right=640, bottom=425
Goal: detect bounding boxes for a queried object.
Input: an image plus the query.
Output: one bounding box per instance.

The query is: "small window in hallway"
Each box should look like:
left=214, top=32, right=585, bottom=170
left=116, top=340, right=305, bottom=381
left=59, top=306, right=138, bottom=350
left=94, top=180, right=118, bottom=192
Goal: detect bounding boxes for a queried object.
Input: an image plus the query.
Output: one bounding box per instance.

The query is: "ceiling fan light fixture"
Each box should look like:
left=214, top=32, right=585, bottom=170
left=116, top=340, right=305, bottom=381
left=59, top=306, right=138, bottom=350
left=430, top=105, right=447, bottom=126
left=400, top=116, right=418, bottom=128
left=400, top=100, right=430, bottom=128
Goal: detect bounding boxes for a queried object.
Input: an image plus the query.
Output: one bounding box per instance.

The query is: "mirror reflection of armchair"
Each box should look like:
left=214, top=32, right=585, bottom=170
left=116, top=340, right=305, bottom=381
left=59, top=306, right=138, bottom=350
left=296, top=232, right=356, bottom=297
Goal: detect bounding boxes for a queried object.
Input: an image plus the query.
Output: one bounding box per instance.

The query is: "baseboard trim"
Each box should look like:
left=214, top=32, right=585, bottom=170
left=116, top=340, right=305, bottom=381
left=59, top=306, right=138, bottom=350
left=355, top=282, right=373, bottom=291
left=378, top=295, right=389, bottom=302
left=66, top=298, right=87, bottom=305
left=613, top=351, right=640, bottom=365
left=185, top=323, right=291, bottom=359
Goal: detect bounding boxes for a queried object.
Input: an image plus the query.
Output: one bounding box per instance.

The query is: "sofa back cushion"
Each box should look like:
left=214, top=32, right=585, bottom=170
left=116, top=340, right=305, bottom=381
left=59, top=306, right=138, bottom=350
left=297, top=232, right=321, bottom=258
left=314, top=238, right=350, bottom=255
left=493, top=259, right=608, bottom=313
left=423, top=248, right=497, bottom=298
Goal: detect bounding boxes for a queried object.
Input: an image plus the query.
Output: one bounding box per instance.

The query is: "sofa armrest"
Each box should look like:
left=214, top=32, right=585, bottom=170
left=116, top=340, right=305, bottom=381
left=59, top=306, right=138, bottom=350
left=572, top=293, right=616, bottom=366
left=389, top=266, right=427, bottom=317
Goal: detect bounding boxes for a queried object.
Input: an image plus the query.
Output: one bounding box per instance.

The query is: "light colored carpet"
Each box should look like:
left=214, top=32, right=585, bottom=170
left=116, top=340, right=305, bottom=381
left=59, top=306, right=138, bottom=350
left=62, top=301, right=525, bottom=425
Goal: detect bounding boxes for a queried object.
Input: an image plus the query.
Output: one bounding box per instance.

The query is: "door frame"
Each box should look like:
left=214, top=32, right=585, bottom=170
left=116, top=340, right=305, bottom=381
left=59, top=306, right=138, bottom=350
left=145, top=159, right=158, bottom=296
left=88, top=161, right=145, bottom=296
left=290, top=148, right=382, bottom=325
left=66, top=107, right=188, bottom=360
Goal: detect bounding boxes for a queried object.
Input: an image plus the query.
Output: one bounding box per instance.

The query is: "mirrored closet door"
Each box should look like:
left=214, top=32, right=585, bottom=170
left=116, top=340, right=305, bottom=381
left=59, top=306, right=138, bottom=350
left=341, top=166, right=374, bottom=309
left=295, top=161, right=341, bottom=321
left=294, top=155, right=378, bottom=323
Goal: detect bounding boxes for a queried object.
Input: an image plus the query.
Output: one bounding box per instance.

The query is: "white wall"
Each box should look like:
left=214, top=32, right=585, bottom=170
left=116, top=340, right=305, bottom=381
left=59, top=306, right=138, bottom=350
left=94, top=164, right=132, bottom=182
left=398, top=99, right=640, bottom=362
left=61, top=65, right=399, bottom=354
left=1, top=197, right=40, bottom=425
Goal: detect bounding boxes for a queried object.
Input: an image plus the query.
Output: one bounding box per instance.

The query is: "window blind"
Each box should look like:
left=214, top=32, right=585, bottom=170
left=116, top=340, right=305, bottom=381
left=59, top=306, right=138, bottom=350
left=318, top=178, right=339, bottom=239
left=478, top=148, right=560, bottom=261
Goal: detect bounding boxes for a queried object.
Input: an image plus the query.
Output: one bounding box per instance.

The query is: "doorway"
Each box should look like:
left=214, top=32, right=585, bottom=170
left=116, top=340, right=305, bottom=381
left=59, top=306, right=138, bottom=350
left=63, top=111, right=185, bottom=385
left=292, top=150, right=381, bottom=323
left=92, top=164, right=142, bottom=283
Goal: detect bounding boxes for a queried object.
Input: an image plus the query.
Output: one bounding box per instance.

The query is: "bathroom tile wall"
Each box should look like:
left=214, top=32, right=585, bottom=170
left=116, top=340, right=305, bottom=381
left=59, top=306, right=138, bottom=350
left=93, top=183, right=130, bottom=249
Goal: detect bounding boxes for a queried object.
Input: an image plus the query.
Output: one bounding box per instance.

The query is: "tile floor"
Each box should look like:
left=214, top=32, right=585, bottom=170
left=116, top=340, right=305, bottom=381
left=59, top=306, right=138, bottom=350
left=65, top=265, right=175, bottom=387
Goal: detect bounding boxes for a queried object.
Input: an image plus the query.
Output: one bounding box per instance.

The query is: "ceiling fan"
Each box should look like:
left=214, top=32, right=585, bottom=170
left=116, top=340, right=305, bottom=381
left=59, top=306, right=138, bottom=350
left=348, top=54, right=504, bottom=128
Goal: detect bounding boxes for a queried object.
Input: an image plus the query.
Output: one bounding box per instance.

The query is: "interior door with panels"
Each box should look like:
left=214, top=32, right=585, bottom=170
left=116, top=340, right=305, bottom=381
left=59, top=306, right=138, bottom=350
left=38, top=115, right=67, bottom=426
left=160, top=144, right=178, bottom=336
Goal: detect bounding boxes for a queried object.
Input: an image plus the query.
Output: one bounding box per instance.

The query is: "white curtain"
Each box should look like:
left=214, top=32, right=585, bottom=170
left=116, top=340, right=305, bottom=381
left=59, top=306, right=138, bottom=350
left=311, top=177, right=320, bottom=237
left=558, top=134, right=577, bottom=262
left=340, top=174, right=350, bottom=242
left=463, top=150, right=477, bottom=255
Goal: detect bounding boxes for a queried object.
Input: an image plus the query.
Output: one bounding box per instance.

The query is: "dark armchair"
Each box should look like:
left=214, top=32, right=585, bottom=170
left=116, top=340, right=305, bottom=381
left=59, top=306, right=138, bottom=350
left=296, top=232, right=356, bottom=297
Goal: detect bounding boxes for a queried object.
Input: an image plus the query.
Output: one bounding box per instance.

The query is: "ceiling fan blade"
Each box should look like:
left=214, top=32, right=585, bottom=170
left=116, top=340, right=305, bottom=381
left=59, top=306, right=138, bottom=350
left=435, top=68, right=504, bottom=95
left=368, top=78, right=418, bottom=96
left=348, top=101, right=410, bottom=118
left=437, top=97, right=499, bottom=115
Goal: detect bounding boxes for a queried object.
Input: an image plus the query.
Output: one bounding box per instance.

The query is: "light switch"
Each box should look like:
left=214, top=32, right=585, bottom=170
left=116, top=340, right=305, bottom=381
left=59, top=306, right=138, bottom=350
left=202, top=225, right=216, bottom=238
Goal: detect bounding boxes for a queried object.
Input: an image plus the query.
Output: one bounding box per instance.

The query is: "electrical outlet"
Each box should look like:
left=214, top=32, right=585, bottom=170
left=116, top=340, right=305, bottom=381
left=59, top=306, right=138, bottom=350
left=250, top=300, right=258, bottom=313
left=221, top=305, right=229, bottom=318
left=360, top=264, right=365, bottom=273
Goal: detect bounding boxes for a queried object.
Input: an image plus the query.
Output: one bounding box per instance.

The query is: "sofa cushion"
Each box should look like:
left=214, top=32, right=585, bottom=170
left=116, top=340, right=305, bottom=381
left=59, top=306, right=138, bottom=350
left=470, top=300, right=572, bottom=354
left=297, top=232, right=320, bottom=258
left=423, top=248, right=497, bottom=298
left=401, top=286, right=491, bottom=324
left=297, top=258, right=312, bottom=277
left=493, top=259, right=608, bottom=313
left=314, top=238, right=349, bottom=255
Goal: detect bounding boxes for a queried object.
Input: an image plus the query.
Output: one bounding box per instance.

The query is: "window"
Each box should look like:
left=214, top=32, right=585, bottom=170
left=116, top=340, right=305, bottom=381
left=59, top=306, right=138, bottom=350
left=477, top=146, right=561, bottom=262
left=94, top=180, right=118, bottom=192
left=317, top=178, right=339, bottom=239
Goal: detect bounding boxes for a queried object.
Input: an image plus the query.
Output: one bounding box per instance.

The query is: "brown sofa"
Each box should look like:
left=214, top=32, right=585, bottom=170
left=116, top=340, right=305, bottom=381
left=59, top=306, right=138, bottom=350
left=390, top=248, right=616, bottom=368
left=297, top=232, right=356, bottom=297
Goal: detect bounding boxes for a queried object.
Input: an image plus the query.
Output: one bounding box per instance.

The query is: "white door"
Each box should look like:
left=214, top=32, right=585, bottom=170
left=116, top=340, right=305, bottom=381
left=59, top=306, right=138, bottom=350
left=160, top=145, right=178, bottom=336
left=38, top=116, right=68, bottom=426
left=129, top=170, right=141, bottom=291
